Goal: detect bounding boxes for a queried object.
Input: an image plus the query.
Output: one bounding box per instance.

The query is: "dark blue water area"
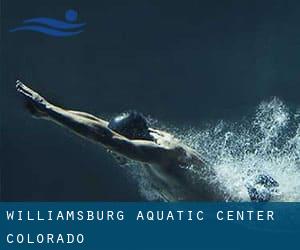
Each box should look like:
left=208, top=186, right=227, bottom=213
left=2, top=0, right=300, bottom=202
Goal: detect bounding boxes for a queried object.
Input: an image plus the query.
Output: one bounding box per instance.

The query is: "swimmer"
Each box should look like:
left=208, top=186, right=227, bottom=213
left=16, top=80, right=278, bottom=201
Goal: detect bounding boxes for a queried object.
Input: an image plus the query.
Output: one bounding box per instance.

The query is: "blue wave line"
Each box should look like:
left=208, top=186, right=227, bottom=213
left=9, top=25, right=83, bottom=37
left=23, top=17, right=85, bottom=30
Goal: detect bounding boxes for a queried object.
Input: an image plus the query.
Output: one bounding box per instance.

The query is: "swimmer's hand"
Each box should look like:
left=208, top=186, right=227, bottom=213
left=16, top=80, right=49, bottom=118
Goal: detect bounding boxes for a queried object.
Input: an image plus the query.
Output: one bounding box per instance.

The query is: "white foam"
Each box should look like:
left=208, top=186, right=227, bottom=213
left=124, top=98, right=300, bottom=201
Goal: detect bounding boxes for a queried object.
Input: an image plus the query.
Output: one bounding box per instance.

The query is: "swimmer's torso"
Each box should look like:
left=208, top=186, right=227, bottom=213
left=144, top=129, right=225, bottom=201
left=145, top=160, right=224, bottom=201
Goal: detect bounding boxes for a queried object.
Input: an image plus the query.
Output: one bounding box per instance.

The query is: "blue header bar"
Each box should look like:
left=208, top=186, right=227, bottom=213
left=1, top=202, right=299, bottom=249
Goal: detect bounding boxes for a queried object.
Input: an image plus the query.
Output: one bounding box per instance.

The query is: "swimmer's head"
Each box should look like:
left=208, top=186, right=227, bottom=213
left=108, top=111, right=153, bottom=141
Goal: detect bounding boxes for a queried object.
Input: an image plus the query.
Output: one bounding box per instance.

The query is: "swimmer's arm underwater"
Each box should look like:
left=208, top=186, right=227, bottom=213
left=16, top=81, right=175, bottom=165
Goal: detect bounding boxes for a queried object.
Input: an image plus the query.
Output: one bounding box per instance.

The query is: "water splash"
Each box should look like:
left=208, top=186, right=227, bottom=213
left=124, top=98, right=300, bottom=201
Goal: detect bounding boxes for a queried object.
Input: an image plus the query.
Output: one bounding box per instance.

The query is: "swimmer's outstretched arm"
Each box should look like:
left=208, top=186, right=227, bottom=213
left=16, top=81, right=176, bottom=165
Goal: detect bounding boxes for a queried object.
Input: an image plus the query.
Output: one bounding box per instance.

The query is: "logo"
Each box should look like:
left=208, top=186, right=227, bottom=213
left=9, top=9, right=85, bottom=37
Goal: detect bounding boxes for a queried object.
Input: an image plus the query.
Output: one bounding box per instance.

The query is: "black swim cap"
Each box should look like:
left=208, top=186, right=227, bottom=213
left=108, top=111, right=153, bottom=140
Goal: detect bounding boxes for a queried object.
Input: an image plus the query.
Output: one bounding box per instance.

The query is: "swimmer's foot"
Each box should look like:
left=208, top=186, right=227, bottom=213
left=16, top=80, right=49, bottom=118
left=246, top=174, right=279, bottom=202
